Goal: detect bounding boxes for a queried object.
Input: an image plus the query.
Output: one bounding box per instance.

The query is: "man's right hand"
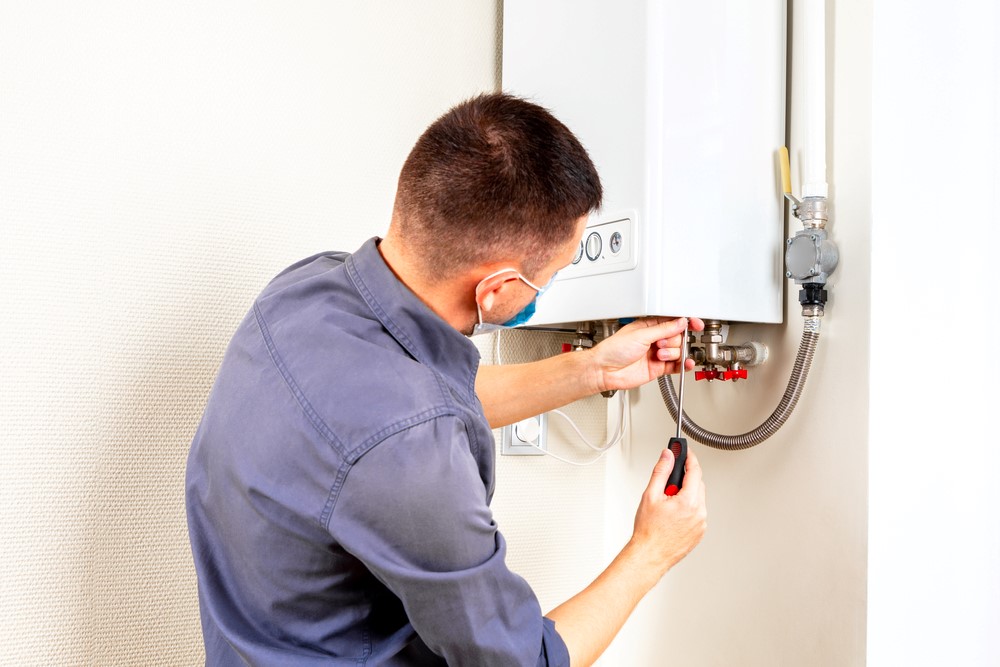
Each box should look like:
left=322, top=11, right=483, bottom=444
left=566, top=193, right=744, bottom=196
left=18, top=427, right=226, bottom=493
left=630, top=447, right=708, bottom=577
left=546, top=447, right=708, bottom=666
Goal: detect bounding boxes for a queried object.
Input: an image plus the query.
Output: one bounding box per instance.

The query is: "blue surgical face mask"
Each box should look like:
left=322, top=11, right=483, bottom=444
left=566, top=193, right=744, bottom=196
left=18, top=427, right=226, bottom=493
left=503, top=298, right=538, bottom=328
left=472, top=268, right=555, bottom=336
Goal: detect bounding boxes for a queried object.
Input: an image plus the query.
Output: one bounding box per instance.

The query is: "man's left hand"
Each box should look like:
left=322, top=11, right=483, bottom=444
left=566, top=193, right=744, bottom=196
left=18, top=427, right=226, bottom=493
left=590, top=317, right=705, bottom=394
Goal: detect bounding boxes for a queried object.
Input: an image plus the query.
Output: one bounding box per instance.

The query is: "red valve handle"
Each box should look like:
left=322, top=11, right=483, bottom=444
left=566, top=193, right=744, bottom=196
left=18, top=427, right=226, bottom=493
left=696, top=369, right=749, bottom=381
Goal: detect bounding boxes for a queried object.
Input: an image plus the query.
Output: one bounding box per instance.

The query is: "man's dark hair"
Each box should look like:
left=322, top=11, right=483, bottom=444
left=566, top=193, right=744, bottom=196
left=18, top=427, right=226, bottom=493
left=392, top=92, right=602, bottom=281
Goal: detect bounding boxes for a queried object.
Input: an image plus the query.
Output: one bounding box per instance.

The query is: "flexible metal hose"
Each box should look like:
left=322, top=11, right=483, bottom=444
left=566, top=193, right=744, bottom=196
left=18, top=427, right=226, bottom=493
left=657, top=317, right=821, bottom=450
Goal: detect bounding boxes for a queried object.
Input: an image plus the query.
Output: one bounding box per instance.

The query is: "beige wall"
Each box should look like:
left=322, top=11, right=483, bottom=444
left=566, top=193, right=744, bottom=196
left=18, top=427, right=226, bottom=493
left=0, top=2, right=500, bottom=664
left=600, top=2, right=871, bottom=664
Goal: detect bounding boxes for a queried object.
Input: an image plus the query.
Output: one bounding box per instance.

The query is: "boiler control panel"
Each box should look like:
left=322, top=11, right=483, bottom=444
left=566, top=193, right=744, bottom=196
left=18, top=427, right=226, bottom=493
left=559, top=214, right=637, bottom=282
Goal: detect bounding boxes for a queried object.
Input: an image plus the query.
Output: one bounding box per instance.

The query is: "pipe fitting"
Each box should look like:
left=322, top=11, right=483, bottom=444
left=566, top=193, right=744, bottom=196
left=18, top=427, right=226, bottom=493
left=659, top=317, right=822, bottom=450
left=796, top=196, right=829, bottom=229
left=786, top=195, right=837, bottom=318
left=785, top=228, right=839, bottom=283
left=689, top=321, right=767, bottom=369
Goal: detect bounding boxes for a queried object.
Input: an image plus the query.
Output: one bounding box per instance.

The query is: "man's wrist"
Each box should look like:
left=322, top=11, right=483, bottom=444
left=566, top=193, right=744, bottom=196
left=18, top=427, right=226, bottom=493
left=575, top=347, right=607, bottom=396
left=612, top=538, right=667, bottom=595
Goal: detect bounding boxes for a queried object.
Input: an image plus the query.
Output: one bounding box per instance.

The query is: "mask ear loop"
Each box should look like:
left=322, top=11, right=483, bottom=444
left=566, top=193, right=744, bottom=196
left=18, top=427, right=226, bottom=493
left=517, top=273, right=544, bottom=293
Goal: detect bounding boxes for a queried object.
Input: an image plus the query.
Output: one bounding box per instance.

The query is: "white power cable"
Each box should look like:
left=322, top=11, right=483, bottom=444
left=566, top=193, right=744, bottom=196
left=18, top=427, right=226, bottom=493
left=494, top=329, right=630, bottom=466
left=529, top=390, right=629, bottom=466
left=550, top=389, right=627, bottom=452
left=494, top=329, right=504, bottom=365
left=527, top=441, right=613, bottom=467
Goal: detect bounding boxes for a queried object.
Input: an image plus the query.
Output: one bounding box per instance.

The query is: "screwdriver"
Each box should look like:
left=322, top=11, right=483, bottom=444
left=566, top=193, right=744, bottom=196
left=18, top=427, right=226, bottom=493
left=665, top=319, right=689, bottom=496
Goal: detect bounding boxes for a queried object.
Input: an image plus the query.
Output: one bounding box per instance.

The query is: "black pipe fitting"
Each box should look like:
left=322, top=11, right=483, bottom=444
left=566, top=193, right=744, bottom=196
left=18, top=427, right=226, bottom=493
left=798, top=283, right=828, bottom=307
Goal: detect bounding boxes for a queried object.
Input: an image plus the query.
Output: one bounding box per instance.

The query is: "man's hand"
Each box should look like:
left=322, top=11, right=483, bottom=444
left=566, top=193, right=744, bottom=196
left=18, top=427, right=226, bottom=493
left=589, top=317, right=705, bottom=394
left=546, top=448, right=707, bottom=666
left=630, top=447, right=708, bottom=577
left=475, top=316, right=704, bottom=429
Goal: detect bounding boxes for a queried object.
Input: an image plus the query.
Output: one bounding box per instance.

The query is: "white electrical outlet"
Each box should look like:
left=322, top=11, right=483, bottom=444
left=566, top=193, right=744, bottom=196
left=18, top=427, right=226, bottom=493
left=501, top=414, right=547, bottom=456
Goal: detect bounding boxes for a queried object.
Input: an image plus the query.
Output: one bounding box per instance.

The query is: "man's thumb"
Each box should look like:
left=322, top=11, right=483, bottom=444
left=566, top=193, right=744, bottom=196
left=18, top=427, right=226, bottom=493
left=646, top=447, right=674, bottom=494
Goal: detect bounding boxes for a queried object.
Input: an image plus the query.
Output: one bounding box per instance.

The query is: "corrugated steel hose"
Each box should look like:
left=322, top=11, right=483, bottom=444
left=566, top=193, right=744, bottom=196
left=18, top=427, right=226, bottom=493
left=657, top=317, right=821, bottom=450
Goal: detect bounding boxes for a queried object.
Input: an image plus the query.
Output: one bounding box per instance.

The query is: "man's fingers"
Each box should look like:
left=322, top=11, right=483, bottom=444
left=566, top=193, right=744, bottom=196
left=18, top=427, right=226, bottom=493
left=655, top=333, right=684, bottom=349
left=655, top=348, right=681, bottom=362
left=638, top=317, right=687, bottom=342
left=647, top=448, right=705, bottom=500
left=631, top=316, right=705, bottom=346
left=634, top=316, right=704, bottom=332
left=678, top=450, right=704, bottom=499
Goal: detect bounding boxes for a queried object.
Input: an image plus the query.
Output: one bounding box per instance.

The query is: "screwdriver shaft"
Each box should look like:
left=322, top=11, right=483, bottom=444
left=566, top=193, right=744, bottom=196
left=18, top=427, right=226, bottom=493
left=676, top=319, right=688, bottom=439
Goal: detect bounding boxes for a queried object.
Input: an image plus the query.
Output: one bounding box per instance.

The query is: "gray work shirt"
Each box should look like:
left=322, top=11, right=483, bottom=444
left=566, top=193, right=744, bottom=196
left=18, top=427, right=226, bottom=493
left=186, top=238, right=569, bottom=665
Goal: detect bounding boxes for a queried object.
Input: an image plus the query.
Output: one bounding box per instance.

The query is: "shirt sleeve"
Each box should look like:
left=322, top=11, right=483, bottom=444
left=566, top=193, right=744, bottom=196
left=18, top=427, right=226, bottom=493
left=328, top=414, right=570, bottom=667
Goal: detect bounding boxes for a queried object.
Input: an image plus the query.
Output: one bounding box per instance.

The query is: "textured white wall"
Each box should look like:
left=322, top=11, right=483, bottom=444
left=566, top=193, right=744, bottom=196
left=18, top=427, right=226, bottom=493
left=0, top=2, right=501, bottom=664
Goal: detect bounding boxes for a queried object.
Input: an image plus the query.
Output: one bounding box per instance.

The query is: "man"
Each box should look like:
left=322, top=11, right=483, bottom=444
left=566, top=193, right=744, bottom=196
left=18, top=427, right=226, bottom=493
left=186, top=93, right=707, bottom=666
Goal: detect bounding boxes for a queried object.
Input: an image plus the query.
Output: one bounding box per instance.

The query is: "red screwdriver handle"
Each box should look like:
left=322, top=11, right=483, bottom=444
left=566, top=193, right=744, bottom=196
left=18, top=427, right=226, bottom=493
left=664, top=436, right=688, bottom=496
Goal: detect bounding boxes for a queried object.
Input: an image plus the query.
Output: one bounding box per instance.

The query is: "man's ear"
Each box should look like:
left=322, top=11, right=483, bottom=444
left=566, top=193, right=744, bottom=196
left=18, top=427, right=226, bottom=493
left=480, top=290, right=496, bottom=312
left=475, top=269, right=519, bottom=315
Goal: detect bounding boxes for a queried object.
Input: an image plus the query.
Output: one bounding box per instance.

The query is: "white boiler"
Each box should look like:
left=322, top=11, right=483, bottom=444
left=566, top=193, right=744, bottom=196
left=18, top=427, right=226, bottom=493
left=503, top=0, right=787, bottom=325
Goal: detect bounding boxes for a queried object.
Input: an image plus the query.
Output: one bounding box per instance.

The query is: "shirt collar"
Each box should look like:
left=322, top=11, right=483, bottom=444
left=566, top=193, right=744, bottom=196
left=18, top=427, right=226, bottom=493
left=345, top=237, right=481, bottom=402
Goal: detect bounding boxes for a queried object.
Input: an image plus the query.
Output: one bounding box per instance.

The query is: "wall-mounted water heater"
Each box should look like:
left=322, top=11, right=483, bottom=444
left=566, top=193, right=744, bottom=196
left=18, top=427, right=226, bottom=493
left=503, top=0, right=787, bottom=326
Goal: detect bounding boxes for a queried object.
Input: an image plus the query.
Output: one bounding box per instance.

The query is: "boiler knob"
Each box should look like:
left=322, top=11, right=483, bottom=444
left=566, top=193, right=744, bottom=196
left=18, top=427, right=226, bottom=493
left=585, top=231, right=602, bottom=261
left=610, top=231, right=622, bottom=254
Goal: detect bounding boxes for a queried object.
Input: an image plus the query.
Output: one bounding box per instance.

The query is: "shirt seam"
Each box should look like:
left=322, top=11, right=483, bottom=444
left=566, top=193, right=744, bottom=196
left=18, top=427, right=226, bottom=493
left=255, top=276, right=483, bottom=532
left=345, top=253, right=481, bottom=449
left=345, top=254, right=423, bottom=366
left=321, top=409, right=473, bottom=531
left=347, top=242, right=481, bottom=407
left=253, top=300, right=349, bottom=456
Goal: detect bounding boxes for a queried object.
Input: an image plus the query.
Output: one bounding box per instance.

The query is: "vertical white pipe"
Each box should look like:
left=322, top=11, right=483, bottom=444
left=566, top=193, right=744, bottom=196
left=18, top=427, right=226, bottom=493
left=801, top=0, right=828, bottom=198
